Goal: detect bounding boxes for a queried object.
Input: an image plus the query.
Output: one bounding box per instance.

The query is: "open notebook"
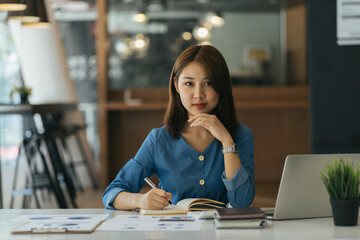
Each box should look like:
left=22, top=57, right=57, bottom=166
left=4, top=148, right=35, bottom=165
left=139, top=198, right=225, bottom=215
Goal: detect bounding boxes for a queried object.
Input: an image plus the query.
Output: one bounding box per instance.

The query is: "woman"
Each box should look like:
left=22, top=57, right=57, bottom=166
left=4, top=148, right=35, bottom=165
left=103, top=45, right=254, bottom=210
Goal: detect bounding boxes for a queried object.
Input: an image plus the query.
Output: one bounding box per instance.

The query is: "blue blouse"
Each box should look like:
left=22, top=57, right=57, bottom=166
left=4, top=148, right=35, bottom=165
left=103, top=123, right=255, bottom=209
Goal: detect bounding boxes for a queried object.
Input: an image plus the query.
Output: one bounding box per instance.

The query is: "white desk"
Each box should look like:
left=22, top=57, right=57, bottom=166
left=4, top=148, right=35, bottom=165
left=0, top=209, right=359, bottom=239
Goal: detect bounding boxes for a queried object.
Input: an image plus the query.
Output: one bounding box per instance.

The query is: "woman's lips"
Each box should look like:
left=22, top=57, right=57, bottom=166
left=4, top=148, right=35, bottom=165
left=194, top=103, right=207, bottom=109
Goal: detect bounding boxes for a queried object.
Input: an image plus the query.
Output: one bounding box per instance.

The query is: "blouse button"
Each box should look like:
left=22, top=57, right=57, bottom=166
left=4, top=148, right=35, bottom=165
left=199, top=179, right=205, bottom=185
left=198, top=155, right=204, bottom=161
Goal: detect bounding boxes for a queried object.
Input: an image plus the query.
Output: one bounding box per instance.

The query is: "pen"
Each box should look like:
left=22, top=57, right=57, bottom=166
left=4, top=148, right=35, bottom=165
left=144, top=177, right=173, bottom=206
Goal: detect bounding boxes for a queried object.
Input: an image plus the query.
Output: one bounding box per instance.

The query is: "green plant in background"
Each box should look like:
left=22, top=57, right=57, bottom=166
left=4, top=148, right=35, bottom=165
left=320, top=157, right=360, bottom=199
left=9, top=85, right=32, bottom=102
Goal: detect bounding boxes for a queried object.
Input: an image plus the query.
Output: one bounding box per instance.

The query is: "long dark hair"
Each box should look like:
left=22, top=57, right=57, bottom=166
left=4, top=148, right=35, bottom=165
left=164, top=45, right=237, bottom=139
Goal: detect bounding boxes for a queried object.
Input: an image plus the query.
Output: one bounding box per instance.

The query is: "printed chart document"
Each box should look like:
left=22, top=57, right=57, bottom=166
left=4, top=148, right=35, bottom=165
left=12, top=220, right=103, bottom=234
left=11, top=214, right=109, bottom=222
left=11, top=214, right=109, bottom=234
left=97, top=215, right=203, bottom=231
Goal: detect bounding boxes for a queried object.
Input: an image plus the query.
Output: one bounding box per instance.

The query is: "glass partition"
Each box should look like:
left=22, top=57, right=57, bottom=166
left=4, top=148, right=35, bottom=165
left=107, top=0, right=284, bottom=89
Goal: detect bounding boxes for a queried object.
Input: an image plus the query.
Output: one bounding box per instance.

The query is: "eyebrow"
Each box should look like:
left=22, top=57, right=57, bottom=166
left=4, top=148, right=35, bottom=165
left=181, top=76, right=210, bottom=80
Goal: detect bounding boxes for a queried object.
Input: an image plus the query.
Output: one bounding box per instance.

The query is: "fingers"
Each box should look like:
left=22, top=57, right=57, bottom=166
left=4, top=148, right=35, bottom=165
left=188, top=113, right=212, bottom=122
left=143, top=189, right=171, bottom=210
left=188, top=113, right=231, bottom=143
left=188, top=113, right=217, bottom=128
left=166, top=192, right=172, bottom=202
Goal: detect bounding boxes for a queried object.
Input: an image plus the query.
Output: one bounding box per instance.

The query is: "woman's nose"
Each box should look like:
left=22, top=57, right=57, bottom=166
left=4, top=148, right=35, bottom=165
left=194, top=85, right=204, bottom=99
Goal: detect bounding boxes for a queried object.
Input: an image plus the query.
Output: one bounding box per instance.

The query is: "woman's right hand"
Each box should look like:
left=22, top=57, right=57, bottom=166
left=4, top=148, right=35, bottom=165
left=137, top=188, right=172, bottom=210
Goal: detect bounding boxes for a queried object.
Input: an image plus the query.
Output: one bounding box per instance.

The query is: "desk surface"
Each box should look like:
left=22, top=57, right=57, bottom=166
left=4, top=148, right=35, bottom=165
left=0, top=209, right=359, bottom=240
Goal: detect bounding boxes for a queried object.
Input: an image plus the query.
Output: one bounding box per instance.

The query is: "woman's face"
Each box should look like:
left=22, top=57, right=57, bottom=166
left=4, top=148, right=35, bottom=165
left=175, top=61, right=219, bottom=117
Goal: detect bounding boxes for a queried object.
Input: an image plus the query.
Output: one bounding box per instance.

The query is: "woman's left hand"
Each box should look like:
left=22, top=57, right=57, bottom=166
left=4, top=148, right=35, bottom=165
left=188, top=113, right=232, bottom=145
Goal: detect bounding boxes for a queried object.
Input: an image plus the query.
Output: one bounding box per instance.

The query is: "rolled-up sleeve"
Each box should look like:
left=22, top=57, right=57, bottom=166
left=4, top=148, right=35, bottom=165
left=102, top=129, right=157, bottom=209
left=221, top=125, right=255, bottom=207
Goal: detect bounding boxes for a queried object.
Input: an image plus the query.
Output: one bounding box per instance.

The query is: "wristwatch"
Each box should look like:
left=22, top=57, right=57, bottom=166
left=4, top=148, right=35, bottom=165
left=222, top=143, right=239, bottom=154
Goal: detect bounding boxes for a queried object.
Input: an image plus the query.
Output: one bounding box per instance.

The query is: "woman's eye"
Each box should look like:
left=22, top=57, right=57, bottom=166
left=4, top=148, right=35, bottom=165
left=185, top=82, right=192, bottom=86
left=204, top=82, right=211, bottom=86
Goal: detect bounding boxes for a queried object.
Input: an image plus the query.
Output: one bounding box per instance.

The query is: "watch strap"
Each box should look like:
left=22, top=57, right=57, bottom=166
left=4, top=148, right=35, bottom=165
left=222, top=143, right=238, bottom=154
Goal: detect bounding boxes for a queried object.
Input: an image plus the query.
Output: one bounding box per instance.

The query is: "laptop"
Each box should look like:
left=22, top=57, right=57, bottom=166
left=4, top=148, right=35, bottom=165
left=265, top=154, right=360, bottom=220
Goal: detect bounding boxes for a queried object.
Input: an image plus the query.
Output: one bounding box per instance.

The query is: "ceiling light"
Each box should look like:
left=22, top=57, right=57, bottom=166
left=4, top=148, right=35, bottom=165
left=134, top=12, right=147, bottom=23
left=136, top=33, right=144, bottom=39
left=206, top=12, right=225, bottom=27
left=197, top=27, right=208, bottom=38
left=7, top=16, right=40, bottom=24
left=210, top=15, right=224, bottom=27
left=182, top=32, right=192, bottom=41
left=0, top=4, right=27, bottom=11
left=193, top=25, right=211, bottom=41
left=115, top=37, right=133, bottom=59
left=134, top=39, right=146, bottom=49
left=22, top=22, right=50, bottom=29
left=115, top=40, right=128, bottom=53
left=134, top=36, right=149, bottom=51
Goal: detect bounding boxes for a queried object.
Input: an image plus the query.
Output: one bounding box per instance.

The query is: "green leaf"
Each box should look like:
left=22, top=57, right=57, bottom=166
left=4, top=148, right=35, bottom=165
left=319, top=155, right=360, bottom=199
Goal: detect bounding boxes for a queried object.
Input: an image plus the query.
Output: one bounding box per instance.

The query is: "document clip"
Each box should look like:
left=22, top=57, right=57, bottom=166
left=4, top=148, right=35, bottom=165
left=31, top=228, right=67, bottom=233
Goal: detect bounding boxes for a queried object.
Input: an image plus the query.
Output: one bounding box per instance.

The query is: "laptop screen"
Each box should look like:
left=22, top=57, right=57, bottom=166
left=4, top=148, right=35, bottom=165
left=270, top=154, right=360, bottom=220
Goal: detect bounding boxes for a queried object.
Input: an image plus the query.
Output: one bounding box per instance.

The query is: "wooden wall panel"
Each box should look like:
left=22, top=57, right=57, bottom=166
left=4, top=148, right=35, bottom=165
left=96, top=0, right=110, bottom=186
left=238, top=107, right=309, bottom=181
left=286, top=0, right=307, bottom=85
left=108, top=110, right=165, bottom=182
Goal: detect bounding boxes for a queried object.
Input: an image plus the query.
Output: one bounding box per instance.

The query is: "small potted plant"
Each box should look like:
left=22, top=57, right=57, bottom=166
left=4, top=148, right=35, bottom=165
left=320, top=156, right=360, bottom=226
left=9, top=85, right=32, bottom=104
